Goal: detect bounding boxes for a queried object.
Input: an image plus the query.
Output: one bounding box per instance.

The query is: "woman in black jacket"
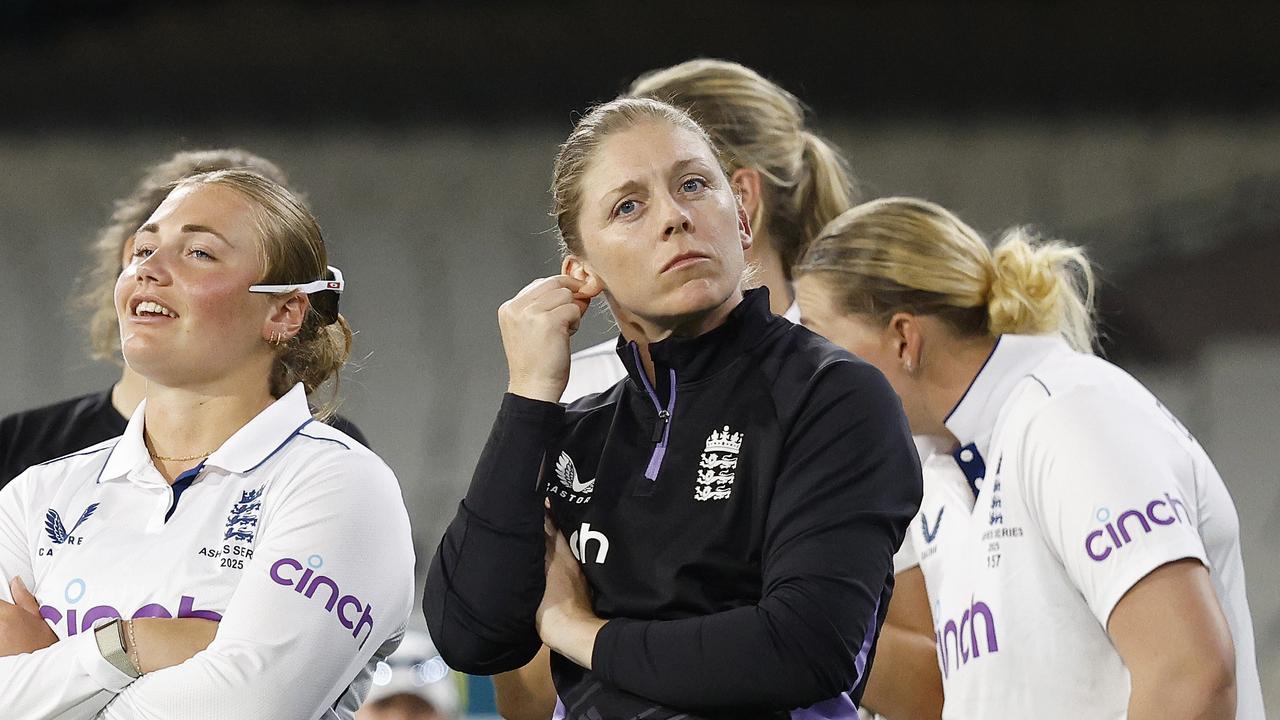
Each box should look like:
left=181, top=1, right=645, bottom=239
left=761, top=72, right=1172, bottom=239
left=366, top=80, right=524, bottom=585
left=423, top=98, right=921, bottom=720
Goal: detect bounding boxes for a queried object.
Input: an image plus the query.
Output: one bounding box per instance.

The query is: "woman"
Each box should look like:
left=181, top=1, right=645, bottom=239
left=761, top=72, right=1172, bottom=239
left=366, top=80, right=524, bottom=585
left=0, top=148, right=367, bottom=489
left=424, top=98, right=920, bottom=719
left=539, top=59, right=936, bottom=720
left=792, top=197, right=1263, bottom=719
left=0, top=170, right=415, bottom=719
left=562, top=58, right=858, bottom=401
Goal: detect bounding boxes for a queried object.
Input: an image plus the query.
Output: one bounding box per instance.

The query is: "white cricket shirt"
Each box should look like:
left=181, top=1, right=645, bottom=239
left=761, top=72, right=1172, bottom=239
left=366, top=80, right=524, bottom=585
left=0, top=384, right=416, bottom=720
left=925, top=334, right=1262, bottom=719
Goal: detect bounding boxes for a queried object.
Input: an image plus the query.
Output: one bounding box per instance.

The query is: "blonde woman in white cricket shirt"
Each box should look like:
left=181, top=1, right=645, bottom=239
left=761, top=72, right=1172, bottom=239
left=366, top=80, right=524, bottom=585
left=0, top=170, right=415, bottom=719
left=794, top=196, right=1263, bottom=719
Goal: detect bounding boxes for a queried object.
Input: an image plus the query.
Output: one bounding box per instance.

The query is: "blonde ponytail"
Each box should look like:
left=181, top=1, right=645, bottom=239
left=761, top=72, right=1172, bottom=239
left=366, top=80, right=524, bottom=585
left=629, top=59, right=858, bottom=277
left=796, top=197, right=1099, bottom=352
left=988, top=228, right=1096, bottom=352
left=793, top=131, right=859, bottom=271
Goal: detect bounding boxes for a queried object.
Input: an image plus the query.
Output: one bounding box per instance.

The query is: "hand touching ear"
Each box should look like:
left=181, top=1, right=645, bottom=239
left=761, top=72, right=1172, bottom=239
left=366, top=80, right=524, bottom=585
left=499, top=275, right=603, bottom=403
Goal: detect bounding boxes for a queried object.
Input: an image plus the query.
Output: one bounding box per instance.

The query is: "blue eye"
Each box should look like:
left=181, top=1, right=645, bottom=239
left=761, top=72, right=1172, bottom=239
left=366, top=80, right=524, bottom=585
left=132, top=246, right=154, bottom=259
left=190, top=248, right=213, bottom=260
left=681, top=177, right=707, bottom=193
left=616, top=199, right=638, bottom=216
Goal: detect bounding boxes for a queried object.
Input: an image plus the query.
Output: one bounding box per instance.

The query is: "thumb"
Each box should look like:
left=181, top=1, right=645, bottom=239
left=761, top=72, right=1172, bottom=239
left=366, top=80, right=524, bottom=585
left=10, top=576, right=39, bottom=614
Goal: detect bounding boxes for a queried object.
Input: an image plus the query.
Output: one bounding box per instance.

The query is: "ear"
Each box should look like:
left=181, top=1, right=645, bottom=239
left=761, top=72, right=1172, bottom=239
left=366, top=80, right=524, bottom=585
left=734, top=193, right=754, bottom=254
left=730, top=168, right=763, bottom=224
left=562, top=254, right=605, bottom=297
left=887, top=312, right=923, bottom=373
left=263, top=291, right=309, bottom=343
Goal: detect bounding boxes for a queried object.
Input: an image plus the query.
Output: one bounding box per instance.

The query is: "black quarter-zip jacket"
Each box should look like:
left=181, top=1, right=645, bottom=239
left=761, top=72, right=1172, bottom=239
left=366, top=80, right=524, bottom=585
left=424, top=289, right=922, bottom=719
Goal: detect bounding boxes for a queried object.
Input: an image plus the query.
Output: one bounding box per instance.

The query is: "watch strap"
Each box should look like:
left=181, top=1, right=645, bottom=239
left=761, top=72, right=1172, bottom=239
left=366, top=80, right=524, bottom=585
left=93, top=618, right=141, bottom=679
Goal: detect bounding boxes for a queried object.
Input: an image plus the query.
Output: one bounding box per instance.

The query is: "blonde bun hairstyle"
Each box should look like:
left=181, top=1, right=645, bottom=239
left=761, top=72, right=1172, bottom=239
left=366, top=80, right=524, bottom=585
left=795, top=197, right=1096, bottom=352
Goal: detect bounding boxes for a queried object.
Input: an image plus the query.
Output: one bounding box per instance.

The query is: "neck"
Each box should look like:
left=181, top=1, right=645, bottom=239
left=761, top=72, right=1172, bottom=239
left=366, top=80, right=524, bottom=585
left=917, top=333, right=999, bottom=443
left=141, top=364, right=276, bottom=483
left=111, top=367, right=148, bottom=418
left=611, top=289, right=743, bottom=385
left=747, top=237, right=793, bottom=315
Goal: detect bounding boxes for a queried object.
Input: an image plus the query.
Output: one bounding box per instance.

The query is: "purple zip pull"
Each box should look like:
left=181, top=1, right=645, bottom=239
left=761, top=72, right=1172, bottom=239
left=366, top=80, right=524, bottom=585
left=631, top=344, right=677, bottom=481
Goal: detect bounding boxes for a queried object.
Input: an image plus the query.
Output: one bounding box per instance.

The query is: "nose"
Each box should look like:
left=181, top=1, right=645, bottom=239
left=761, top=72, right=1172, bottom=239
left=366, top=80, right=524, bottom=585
left=660, top=192, right=694, bottom=240
left=131, top=247, right=174, bottom=287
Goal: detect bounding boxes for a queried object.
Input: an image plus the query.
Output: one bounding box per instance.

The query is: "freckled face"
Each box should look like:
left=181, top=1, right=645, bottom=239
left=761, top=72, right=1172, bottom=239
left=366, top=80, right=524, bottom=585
left=574, top=120, right=751, bottom=327
left=114, top=183, right=275, bottom=388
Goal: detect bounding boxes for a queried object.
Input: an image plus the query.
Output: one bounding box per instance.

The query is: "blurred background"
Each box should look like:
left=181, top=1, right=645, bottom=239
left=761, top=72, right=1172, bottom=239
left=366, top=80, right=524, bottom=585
left=2, top=1, right=1277, bottom=716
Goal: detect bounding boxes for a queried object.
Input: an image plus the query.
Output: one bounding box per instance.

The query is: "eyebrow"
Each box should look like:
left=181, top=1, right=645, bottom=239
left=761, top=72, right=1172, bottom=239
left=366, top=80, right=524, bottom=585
left=136, top=222, right=234, bottom=247
left=598, top=156, right=715, bottom=206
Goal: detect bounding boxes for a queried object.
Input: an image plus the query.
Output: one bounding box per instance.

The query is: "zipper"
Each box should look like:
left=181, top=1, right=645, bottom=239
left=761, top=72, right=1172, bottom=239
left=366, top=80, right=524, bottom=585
left=631, top=343, right=677, bottom=481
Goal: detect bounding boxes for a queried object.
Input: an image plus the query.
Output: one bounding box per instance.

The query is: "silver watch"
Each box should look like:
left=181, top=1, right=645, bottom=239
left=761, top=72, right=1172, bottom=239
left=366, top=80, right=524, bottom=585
left=93, top=617, right=142, bottom=679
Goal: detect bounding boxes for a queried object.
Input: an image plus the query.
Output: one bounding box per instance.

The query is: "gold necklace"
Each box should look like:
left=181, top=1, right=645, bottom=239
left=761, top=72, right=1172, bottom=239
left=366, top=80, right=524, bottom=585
left=145, top=438, right=218, bottom=463
left=149, top=448, right=217, bottom=462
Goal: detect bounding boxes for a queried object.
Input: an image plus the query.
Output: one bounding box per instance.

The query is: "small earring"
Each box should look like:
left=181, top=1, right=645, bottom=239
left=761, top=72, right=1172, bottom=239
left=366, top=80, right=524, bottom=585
left=269, top=331, right=282, bottom=345
left=904, top=359, right=915, bottom=374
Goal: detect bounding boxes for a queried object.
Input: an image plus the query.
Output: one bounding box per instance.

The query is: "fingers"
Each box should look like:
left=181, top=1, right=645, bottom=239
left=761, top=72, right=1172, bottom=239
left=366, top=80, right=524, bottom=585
left=9, top=577, right=38, bottom=614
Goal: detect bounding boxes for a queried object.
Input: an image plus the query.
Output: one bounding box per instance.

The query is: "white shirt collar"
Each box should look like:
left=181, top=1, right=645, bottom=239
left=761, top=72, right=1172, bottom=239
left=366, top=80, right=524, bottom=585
left=782, top=298, right=801, bottom=323
left=99, top=384, right=314, bottom=484
left=943, top=334, right=1068, bottom=461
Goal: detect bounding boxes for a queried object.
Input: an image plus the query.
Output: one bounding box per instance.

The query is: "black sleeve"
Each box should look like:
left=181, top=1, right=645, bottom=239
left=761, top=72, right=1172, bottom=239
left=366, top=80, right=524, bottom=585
left=422, top=393, right=565, bottom=675
left=592, top=361, right=922, bottom=709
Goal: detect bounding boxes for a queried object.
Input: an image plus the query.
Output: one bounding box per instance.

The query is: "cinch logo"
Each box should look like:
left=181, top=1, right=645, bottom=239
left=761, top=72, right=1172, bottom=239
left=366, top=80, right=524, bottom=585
left=935, top=597, right=999, bottom=678
left=40, top=579, right=221, bottom=637
left=1084, top=493, right=1189, bottom=562
left=270, top=556, right=374, bottom=645
left=568, top=523, right=609, bottom=564
left=44, top=503, right=100, bottom=546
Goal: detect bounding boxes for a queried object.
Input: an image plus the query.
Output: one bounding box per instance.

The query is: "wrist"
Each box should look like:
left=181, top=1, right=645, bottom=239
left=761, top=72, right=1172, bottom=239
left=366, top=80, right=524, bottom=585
left=93, top=617, right=142, bottom=679
left=506, top=379, right=565, bottom=404
left=541, top=610, right=606, bottom=670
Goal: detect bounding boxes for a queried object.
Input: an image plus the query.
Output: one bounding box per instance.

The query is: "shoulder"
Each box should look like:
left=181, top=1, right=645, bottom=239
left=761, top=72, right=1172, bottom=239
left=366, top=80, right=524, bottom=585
left=1, top=391, right=114, bottom=447
left=323, top=413, right=369, bottom=448
left=4, top=436, right=120, bottom=503
left=1015, top=353, right=1173, bottom=446
left=2, top=392, right=104, bottom=428
left=758, top=322, right=899, bottom=419
left=272, top=421, right=402, bottom=500
left=1, top=391, right=121, bottom=482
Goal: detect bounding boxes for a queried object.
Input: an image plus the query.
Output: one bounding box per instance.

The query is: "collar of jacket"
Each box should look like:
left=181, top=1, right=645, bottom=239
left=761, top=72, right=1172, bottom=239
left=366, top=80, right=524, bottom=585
left=614, top=287, right=776, bottom=400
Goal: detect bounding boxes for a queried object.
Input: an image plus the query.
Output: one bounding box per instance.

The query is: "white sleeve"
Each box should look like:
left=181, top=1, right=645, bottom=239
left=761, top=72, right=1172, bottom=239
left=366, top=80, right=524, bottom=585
left=1019, top=389, right=1208, bottom=627
left=99, top=451, right=416, bottom=720
left=892, top=523, right=918, bottom=575
left=891, top=438, right=945, bottom=575
left=0, top=471, right=124, bottom=720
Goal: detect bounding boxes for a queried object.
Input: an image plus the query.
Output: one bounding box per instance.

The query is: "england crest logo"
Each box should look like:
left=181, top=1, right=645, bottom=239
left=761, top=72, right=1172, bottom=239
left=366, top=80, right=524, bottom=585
left=695, top=426, right=743, bottom=502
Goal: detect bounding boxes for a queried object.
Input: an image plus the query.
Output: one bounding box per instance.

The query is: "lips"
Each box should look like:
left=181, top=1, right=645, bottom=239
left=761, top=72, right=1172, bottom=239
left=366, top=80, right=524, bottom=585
left=128, top=295, right=179, bottom=319
left=661, top=252, right=711, bottom=273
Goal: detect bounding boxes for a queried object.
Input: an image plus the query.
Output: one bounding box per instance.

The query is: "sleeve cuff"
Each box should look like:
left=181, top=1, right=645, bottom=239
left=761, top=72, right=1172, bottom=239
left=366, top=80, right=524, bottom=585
left=462, top=394, right=565, bottom=527
left=74, top=628, right=135, bottom=693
